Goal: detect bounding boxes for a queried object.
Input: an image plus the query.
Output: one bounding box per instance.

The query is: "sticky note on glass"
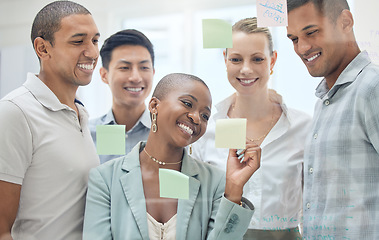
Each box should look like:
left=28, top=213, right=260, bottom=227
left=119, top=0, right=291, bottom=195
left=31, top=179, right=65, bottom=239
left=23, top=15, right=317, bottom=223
left=96, top=125, right=126, bottom=155
left=215, top=118, right=246, bottom=149
left=257, top=0, right=288, bottom=27
left=159, top=169, right=189, bottom=199
left=202, top=19, right=233, bottom=48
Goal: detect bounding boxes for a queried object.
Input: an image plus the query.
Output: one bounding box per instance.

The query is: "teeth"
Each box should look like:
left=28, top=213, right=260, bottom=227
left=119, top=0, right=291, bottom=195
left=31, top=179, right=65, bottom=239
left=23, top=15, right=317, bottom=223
left=307, top=53, right=320, bottom=62
left=77, top=63, right=94, bottom=70
left=240, top=79, right=256, bottom=84
left=126, top=87, right=142, bottom=92
left=178, top=123, right=193, bottom=135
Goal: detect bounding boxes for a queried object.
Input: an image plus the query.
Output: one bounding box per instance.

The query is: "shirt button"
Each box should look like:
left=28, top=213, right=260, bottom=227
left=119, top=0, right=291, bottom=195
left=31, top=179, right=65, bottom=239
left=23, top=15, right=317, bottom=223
left=314, top=133, right=318, bottom=139
left=306, top=203, right=311, bottom=209
left=125, top=134, right=128, bottom=139
left=309, top=168, right=313, bottom=173
left=324, top=100, right=330, bottom=106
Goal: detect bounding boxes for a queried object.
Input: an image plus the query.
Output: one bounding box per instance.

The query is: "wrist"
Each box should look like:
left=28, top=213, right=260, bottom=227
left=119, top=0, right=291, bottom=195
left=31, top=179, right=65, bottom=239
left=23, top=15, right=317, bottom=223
left=224, top=193, right=243, bottom=205
left=224, top=183, right=243, bottom=205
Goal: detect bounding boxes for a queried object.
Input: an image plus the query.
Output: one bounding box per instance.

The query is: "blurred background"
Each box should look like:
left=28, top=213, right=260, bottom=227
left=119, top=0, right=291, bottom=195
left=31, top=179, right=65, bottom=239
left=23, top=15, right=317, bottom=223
left=0, top=0, right=377, bottom=119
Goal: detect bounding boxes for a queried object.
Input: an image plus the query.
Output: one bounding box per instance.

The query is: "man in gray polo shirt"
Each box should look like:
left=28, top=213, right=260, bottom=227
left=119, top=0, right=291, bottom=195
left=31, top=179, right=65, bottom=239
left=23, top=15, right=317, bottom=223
left=0, top=1, right=100, bottom=239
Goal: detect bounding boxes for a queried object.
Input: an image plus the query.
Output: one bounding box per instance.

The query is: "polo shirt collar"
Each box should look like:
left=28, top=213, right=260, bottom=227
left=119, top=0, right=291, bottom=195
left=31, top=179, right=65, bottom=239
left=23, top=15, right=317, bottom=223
left=102, top=109, right=117, bottom=125
left=315, top=51, right=371, bottom=99
left=140, top=108, right=152, bottom=129
left=23, top=73, right=80, bottom=112
left=103, top=108, right=151, bottom=129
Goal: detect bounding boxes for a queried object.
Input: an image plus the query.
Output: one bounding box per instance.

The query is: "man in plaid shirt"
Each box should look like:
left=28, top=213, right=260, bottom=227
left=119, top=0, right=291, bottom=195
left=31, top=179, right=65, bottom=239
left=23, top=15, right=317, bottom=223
left=287, top=0, right=379, bottom=239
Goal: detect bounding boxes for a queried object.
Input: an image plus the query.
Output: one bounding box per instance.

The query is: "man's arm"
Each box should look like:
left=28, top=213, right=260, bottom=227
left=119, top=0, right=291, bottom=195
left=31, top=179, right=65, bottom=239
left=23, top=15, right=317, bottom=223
left=0, top=98, right=33, bottom=240
left=0, top=180, right=21, bottom=240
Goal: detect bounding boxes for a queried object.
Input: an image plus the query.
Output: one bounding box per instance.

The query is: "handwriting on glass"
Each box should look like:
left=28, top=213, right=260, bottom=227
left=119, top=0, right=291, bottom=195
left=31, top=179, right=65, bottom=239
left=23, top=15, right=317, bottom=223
left=259, top=0, right=285, bottom=24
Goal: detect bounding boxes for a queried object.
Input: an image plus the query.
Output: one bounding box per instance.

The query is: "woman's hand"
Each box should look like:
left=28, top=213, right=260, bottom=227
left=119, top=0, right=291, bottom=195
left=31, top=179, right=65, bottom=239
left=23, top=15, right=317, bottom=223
left=224, top=141, right=261, bottom=204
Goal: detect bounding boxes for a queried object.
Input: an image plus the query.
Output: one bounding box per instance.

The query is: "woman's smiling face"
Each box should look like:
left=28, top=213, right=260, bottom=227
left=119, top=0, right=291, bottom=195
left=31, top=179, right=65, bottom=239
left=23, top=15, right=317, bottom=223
left=151, top=79, right=212, bottom=148
left=224, top=31, right=276, bottom=96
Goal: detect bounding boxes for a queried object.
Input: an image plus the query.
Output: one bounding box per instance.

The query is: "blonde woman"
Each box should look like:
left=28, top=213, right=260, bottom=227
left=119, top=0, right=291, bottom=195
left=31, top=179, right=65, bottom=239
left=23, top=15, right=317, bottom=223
left=193, top=18, right=311, bottom=239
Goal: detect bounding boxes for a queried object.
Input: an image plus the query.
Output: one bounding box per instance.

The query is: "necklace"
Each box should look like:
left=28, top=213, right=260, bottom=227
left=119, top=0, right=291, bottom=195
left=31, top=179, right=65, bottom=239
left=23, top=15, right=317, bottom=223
left=230, top=103, right=275, bottom=144
left=143, top=148, right=182, bottom=165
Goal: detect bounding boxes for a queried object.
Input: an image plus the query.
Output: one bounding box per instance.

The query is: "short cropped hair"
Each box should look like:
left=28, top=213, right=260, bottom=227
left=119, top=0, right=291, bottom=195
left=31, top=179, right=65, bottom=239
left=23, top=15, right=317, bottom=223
left=287, top=0, right=350, bottom=22
left=152, top=73, right=209, bottom=101
left=232, top=17, right=274, bottom=56
left=100, top=29, right=155, bottom=70
left=31, top=1, right=91, bottom=47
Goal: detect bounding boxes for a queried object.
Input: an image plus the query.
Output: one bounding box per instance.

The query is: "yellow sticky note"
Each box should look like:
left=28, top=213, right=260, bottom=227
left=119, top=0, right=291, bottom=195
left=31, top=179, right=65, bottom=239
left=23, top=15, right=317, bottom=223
left=215, top=118, right=246, bottom=149
left=159, top=169, right=189, bottom=199
left=202, top=19, right=233, bottom=48
left=257, top=0, right=288, bottom=27
left=96, top=125, right=126, bottom=155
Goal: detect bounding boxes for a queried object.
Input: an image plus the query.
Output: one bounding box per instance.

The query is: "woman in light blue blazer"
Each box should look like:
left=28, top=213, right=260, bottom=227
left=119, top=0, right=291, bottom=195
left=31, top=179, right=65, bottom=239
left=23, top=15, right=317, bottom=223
left=83, top=73, right=261, bottom=240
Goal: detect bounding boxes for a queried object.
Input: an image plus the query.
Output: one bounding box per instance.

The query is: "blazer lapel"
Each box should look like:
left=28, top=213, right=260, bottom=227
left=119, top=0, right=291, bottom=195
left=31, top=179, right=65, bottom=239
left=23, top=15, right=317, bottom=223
left=120, top=142, right=150, bottom=240
left=176, top=152, right=201, bottom=239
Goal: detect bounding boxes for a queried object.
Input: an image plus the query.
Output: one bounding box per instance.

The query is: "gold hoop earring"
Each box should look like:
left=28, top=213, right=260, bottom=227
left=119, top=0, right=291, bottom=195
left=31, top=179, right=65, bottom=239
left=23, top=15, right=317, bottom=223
left=152, top=112, right=157, bottom=133
left=189, top=144, right=193, bottom=155
left=270, top=69, right=274, bottom=75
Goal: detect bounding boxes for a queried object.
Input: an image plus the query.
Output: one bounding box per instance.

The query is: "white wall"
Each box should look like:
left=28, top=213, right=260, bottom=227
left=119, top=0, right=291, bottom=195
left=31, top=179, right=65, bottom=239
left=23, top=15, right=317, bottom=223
left=0, top=45, right=39, bottom=97
left=354, top=0, right=379, bottom=65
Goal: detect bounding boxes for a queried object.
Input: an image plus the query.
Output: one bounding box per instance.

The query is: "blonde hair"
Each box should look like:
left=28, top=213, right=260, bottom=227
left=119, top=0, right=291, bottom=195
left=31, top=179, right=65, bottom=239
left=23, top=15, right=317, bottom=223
left=232, top=17, right=274, bottom=55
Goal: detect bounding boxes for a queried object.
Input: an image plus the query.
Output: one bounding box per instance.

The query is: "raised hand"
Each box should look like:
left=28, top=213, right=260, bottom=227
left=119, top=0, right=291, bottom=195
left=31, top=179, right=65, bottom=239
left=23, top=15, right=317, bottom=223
left=224, top=141, right=261, bottom=204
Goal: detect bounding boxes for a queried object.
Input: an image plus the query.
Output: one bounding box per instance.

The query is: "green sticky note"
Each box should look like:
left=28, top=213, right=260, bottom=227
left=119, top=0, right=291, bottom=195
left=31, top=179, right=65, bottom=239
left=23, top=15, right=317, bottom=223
left=96, top=125, right=126, bottom=155
left=215, top=118, right=246, bottom=149
left=159, top=169, right=189, bottom=199
left=202, top=19, right=233, bottom=48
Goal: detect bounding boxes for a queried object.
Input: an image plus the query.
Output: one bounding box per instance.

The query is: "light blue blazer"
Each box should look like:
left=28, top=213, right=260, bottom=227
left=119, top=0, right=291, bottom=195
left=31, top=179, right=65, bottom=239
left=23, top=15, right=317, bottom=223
left=83, top=142, right=254, bottom=240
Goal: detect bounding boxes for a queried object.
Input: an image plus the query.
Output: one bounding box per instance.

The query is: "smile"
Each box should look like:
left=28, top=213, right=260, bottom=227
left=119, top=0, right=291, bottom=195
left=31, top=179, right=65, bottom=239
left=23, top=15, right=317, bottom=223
left=237, top=78, right=258, bottom=85
left=125, top=87, right=143, bottom=92
left=178, top=122, right=194, bottom=136
left=77, top=63, right=94, bottom=70
left=306, top=53, right=321, bottom=62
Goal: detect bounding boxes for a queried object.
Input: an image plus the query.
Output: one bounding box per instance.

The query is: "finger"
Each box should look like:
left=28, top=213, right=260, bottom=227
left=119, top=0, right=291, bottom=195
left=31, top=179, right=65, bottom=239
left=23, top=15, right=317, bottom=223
left=236, top=144, right=260, bottom=164
left=245, top=142, right=259, bottom=148
left=244, top=149, right=261, bottom=164
left=252, top=146, right=262, bottom=160
left=236, top=149, right=244, bottom=155
left=240, top=150, right=258, bottom=164
left=228, top=149, right=237, bottom=157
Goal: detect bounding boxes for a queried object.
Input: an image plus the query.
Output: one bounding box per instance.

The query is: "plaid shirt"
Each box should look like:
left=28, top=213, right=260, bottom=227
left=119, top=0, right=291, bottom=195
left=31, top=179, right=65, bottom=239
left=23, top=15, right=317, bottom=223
left=303, top=51, right=379, bottom=240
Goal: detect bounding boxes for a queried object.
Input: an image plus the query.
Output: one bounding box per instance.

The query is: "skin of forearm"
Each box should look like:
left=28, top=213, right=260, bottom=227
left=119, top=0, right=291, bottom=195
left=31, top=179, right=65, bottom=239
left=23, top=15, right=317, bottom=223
left=224, top=180, right=243, bottom=205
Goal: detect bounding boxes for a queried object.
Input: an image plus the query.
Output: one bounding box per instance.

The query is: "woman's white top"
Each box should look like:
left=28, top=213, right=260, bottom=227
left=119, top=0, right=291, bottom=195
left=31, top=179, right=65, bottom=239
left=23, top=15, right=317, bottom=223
left=192, top=94, right=312, bottom=230
left=147, top=213, right=177, bottom=240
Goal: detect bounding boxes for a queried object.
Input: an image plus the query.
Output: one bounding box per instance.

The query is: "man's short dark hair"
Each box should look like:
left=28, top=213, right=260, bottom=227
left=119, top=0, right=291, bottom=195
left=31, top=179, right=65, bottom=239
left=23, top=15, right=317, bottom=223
left=287, top=0, right=350, bottom=22
left=100, top=29, right=155, bottom=70
left=31, top=1, right=91, bottom=47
